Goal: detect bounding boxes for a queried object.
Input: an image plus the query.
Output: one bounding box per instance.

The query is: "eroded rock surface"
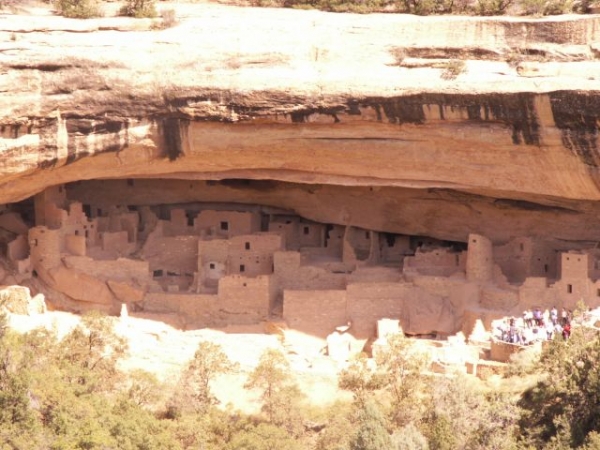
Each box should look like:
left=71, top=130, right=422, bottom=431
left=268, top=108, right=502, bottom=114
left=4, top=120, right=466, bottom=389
left=2, top=5, right=600, bottom=341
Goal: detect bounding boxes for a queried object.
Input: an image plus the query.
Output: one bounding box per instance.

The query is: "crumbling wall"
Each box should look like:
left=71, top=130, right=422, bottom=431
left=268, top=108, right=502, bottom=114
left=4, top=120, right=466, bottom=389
left=194, top=210, right=260, bottom=238
left=404, top=248, right=464, bottom=277
left=34, top=184, right=67, bottom=227
left=343, top=226, right=372, bottom=264
left=29, top=226, right=61, bottom=273
left=143, top=292, right=216, bottom=328
left=273, top=251, right=347, bottom=291
left=283, top=290, right=347, bottom=338
left=380, top=234, right=410, bottom=264
left=63, top=255, right=150, bottom=283
left=346, top=282, right=407, bottom=339
left=198, top=239, right=229, bottom=290
left=269, top=216, right=324, bottom=250
left=227, top=234, right=282, bottom=277
left=217, top=274, right=274, bottom=324
left=143, top=233, right=198, bottom=276
left=519, top=277, right=557, bottom=309
left=164, top=208, right=193, bottom=236
left=7, top=235, right=28, bottom=261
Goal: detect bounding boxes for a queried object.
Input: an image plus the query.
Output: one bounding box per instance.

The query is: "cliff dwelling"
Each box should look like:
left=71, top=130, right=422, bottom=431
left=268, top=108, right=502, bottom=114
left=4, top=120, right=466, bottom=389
left=2, top=7, right=600, bottom=357
left=2, top=176, right=600, bottom=350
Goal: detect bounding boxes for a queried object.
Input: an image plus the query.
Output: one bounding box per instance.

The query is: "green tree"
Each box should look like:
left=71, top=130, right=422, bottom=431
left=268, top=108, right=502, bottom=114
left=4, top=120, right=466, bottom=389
left=519, top=327, right=600, bottom=448
left=314, top=402, right=354, bottom=450
left=374, top=333, right=430, bottom=427
left=226, top=422, right=302, bottom=450
left=180, top=340, right=237, bottom=414
left=349, top=399, right=393, bottom=450
left=56, top=311, right=128, bottom=395
left=0, top=324, right=45, bottom=448
left=245, top=348, right=305, bottom=434
left=391, top=423, right=429, bottom=450
left=424, top=373, right=519, bottom=450
left=339, top=353, right=385, bottom=407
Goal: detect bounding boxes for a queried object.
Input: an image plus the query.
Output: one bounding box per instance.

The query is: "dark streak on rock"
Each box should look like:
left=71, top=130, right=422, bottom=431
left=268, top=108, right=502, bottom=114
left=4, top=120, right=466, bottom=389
left=307, top=137, right=420, bottom=142
left=365, top=94, right=541, bottom=146
left=219, top=179, right=277, bottom=191
left=549, top=92, right=600, bottom=167
left=493, top=199, right=579, bottom=214
left=162, top=117, right=188, bottom=161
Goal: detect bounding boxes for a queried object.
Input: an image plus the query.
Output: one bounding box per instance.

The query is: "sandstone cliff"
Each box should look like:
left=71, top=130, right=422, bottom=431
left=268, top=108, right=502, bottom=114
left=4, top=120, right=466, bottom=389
left=2, top=4, right=600, bottom=242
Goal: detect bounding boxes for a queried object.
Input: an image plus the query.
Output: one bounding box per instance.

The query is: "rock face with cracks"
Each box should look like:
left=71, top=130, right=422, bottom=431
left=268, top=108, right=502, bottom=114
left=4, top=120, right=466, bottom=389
left=2, top=5, right=600, bottom=341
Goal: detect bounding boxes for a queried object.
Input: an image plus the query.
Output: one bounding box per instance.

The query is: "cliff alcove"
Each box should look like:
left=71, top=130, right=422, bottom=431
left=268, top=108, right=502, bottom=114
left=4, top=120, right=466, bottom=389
left=2, top=4, right=600, bottom=345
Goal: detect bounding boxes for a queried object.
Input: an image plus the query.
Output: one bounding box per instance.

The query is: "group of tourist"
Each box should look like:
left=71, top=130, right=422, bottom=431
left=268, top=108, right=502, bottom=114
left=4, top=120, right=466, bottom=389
left=496, top=306, right=572, bottom=345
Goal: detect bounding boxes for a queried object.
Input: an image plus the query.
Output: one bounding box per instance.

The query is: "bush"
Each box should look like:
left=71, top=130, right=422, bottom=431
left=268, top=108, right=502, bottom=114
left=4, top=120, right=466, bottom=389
left=119, top=0, right=157, bottom=18
left=519, top=328, right=600, bottom=448
left=350, top=400, right=394, bottom=450
left=55, top=0, right=101, bottom=18
left=440, top=60, right=466, bottom=80
left=161, top=8, right=177, bottom=27
left=475, top=0, right=513, bottom=14
left=520, top=0, right=573, bottom=14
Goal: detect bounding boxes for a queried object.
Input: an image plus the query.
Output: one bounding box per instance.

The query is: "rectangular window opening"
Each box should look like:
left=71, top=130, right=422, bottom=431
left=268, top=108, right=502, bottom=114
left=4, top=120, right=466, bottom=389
left=240, top=264, right=245, bottom=273
left=567, top=284, right=573, bottom=294
left=220, top=221, right=229, bottom=231
left=153, top=269, right=163, bottom=277
left=245, top=242, right=251, bottom=250
left=209, top=263, right=215, bottom=269
left=304, top=226, right=310, bottom=235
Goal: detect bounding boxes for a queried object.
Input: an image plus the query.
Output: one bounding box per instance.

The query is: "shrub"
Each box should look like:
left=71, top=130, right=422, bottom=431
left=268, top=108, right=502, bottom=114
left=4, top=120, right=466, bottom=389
left=440, top=59, right=466, bottom=80
left=391, top=423, right=429, bottom=450
left=519, top=327, right=600, bottom=448
left=55, top=0, right=101, bottom=18
left=350, top=400, right=394, bottom=450
left=160, top=8, right=177, bottom=27
left=397, top=0, right=455, bottom=14
left=520, top=0, right=573, bottom=14
left=475, top=0, right=513, bottom=14
left=119, top=0, right=157, bottom=18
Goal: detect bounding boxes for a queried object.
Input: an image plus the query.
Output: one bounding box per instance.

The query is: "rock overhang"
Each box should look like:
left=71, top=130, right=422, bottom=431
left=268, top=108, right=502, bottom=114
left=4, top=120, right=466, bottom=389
left=2, top=6, right=600, bottom=243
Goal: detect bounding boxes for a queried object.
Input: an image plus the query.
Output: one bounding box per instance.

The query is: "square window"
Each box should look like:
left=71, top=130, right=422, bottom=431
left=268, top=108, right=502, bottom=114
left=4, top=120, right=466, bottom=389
left=209, top=263, right=215, bottom=269
left=220, top=221, right=229, bottom=231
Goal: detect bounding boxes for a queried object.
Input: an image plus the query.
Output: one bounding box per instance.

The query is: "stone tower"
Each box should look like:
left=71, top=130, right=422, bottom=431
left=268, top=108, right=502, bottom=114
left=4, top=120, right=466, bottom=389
left=466, top=233, right=493, bottom=282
